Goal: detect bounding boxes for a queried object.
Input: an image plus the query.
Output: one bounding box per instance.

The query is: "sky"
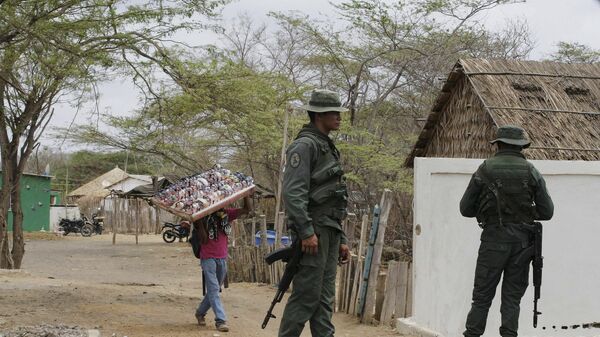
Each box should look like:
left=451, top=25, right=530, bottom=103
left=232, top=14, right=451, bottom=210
left=45, top=0, right=600, bottom=150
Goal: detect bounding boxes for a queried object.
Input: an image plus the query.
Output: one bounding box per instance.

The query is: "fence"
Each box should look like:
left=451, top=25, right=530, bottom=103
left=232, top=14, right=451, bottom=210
left=226, top=190, right=413, bottom=326
left=335, top=191, right=413, bottom=325
left=77, top=196, right=175, bottom=234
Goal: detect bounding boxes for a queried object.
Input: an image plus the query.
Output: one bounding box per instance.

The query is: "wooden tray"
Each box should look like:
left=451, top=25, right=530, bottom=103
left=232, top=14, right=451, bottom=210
left=151, top=185, right=255, bottom=222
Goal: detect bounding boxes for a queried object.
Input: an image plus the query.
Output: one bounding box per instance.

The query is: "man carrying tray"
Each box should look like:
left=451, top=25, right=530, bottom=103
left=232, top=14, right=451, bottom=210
left=278, top=89, right=351, bottom=337
left=194, top=196, right=252, bottom=332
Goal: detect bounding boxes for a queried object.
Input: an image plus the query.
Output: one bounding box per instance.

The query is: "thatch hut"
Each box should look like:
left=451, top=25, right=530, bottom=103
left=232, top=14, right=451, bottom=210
left=405, top=58, right=600, bottom=167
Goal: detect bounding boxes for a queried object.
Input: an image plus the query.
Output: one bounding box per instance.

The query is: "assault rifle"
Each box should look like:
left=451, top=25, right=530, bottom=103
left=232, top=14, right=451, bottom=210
left=532, top=221, right=543, bottom=328
left=261, top=240, right=302, bottom=329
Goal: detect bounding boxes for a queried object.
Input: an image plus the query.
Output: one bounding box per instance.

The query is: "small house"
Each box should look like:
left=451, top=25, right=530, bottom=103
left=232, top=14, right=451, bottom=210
left=406, top=58, right=600, bottom=167
left=0, top=171, right=52, bottom=231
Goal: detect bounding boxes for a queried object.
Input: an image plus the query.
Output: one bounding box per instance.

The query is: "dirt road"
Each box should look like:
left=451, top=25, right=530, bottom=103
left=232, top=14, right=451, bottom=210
left=0, top=234, right=400, bottom=337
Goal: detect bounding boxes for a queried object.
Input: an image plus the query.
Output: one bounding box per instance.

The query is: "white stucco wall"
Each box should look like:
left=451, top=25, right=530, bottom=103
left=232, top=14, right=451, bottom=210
left=49, top=205, right=81, bottom=232
left=411, top=157, right=600, bottom=337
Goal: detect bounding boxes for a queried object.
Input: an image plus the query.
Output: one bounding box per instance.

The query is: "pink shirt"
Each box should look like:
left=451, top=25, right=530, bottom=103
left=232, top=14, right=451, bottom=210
left=200, top=208, right=239, bottom=259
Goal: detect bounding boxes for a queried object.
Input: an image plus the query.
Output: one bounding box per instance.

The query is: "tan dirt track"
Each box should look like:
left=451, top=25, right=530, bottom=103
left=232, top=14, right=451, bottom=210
left=0, top=233, right=403, bottom=337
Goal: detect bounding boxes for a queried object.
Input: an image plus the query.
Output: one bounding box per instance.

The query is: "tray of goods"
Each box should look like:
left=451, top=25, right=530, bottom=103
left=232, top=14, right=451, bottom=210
left=151, top=165, right=255, bottom=221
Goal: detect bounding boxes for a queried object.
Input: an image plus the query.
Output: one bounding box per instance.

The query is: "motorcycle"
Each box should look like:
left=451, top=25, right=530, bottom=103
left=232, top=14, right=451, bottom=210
left=162, top=221, right=191, bottom=243
left=58, top=214, right=88, bottom=236
left=81, top=213, right=104, bottom=237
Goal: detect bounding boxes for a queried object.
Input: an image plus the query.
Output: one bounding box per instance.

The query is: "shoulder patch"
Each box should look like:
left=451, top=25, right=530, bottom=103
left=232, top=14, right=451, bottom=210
left=290, top=152, right=301, bottom=168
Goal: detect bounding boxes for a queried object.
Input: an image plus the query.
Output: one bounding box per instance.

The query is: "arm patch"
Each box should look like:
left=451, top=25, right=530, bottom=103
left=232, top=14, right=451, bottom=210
left=290, top=152, right=301, bottom=168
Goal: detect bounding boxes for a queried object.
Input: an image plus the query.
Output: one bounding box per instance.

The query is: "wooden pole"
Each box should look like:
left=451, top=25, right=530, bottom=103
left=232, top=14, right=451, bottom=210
left=259, top=214, right=268, bottom=248
left=374, top=271, right=386, bottom=322
left=135, top=199, right=140, bottom=245
left=361, top=189, right=393, bottom=324
left=112, top=196, right=118, bottom=245
left=273, top=105, right=290, bottom=247
left=251, top=217, right=256, bottom=246
left=276, top=211, right=284, bottom=246
left=350, top=214, right=369, bottom=315
left=358, top=206, right=381, bottom=319
left=395, top=261, right=410, bottom=319
left=152, top=176, right=160, bottom=234
left=381, top=261, right=399, bottom=324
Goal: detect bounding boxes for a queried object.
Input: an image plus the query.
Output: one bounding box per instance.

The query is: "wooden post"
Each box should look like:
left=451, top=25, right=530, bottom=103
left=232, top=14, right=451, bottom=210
left=251, top=217, right=256, bottom=246
left=273, top=106, right=290, bottom=247
left=374, top=272, right=386, bottom=322
left=112, top=196, right=118, bottom=245
left=395, top=261, right=410, bottom=319
left=147, top=201, right=153, bottom=234
left=361, top=189, right=393, bottom=324
left=276, top=211, right=284, bottom=246
left=259, top=214, right=268, bottom=248
left=231, top=219, right=237, bottom=247
left=350, top=214, right=369, bottom=315
left=152, top=176, right=160, bottom=234
left=381, top=261, right=399, bottom=324
left=135, top=199, right=140, bottom=245
left=358, top=206, right=381, bottom=319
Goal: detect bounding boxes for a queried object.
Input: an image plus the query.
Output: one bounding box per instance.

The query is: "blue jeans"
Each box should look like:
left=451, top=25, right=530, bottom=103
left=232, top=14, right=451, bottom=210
left=196, top=258, right=228, bottom=323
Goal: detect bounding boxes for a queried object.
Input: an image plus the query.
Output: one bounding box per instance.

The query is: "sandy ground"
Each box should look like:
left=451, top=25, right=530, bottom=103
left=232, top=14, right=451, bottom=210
left=0, top=233, right=402, bottom=337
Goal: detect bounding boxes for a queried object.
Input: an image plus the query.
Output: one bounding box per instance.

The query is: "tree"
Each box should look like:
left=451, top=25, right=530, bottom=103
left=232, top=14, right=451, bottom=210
left=61, top=0, right=534, bottom=249
left=0, top=0, right=224, bottom=269
left=65, top=60, right=303, bottom=192
left=551, top=41, right=600, bottom=64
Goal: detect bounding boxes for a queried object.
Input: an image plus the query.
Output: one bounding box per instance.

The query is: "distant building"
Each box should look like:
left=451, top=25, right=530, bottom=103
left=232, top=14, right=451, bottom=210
left=66, top=166, right=166, bottom=201
left=0, top=171, right=52, bottom=232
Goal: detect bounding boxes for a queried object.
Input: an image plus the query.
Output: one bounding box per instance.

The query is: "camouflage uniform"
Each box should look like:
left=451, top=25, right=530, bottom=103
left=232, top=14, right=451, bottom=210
left=460, top=126, right=554, bottom=337
left=278, top=90, right=348, bottom=337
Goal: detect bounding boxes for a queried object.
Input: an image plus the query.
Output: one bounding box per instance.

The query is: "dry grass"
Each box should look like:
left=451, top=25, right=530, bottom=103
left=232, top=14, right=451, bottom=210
left=23, top=231, right=64, bottom=241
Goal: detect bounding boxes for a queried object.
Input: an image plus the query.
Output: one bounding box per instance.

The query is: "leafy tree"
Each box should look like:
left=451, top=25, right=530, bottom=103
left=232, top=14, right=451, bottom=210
left=0, top=0, right=224, bottom=269
left=552, top=41, right=600, bottom=64
left=62, top=0, right=534, bottom=250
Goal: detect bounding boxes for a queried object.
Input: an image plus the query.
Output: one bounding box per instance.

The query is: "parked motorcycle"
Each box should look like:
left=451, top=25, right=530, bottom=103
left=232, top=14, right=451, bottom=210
left=81, top=213, right=104, bottom=237
left=58, top=214, right=87, bottom=236
left=162, top=221, right=191, bottom=243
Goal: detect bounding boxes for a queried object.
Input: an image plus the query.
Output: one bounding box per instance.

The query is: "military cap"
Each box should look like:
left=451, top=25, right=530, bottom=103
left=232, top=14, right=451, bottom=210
left=490, top=125, right=531, bottom=148
left=301, top=89, right=349, bottom=113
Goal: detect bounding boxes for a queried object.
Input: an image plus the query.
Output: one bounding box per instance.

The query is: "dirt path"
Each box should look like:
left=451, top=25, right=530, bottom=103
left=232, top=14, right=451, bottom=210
left=0, top=234, right=401, bottom=337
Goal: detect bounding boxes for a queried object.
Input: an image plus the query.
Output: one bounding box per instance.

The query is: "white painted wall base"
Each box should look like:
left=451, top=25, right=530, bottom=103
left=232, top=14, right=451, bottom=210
left=396, top=317, right=443, bottom=337
left=412, top=158, right=600, bottom=337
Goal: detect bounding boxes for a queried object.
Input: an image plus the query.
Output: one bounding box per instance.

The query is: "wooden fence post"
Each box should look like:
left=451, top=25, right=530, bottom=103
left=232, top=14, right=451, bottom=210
left=381, top=261, right=399, bottom=324
left=358, top=206, right=380, bottom=319
left=350, top=214, right=369, bottom=315
left=394, top=261, right=409, bottom=319
left=361, top=189, right=393, bottom=324
left=112, top=196, right=118, bottom=245
left=135, top=199, right=140, bottom=244
left=276, top=211, right=284, bottom=247
left=374, top=272, right=386, bottom=322
left=251, top=217, right=256, bottom=246
left=259, top=214, right=268, bottom=248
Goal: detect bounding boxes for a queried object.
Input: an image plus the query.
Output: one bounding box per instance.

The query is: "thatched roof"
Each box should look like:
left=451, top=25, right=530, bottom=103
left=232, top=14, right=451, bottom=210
left=68, top=166, right=128, bottom=198
left=406, top=58, right=600, bottom=167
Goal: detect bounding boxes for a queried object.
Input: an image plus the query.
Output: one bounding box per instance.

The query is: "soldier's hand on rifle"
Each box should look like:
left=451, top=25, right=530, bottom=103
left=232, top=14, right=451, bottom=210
left=302, top=234, right=318, bottom=255
left=339, top=244, right=350, bottom=265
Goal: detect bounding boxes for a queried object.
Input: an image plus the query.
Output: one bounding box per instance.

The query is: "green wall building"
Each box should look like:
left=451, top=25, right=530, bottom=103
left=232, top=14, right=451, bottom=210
left=0, top=172, right=52, bottom=232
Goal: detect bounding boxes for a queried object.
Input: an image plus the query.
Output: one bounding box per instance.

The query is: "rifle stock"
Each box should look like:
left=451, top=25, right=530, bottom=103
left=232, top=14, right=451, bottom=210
left=261, top=241, right=301, bottom=329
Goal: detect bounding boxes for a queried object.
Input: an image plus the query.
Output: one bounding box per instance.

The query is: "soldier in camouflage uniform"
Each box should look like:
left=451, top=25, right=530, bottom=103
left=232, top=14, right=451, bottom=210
left=278, top=89, right=351, bottom=337
left=460, top=125, right=554, bottom=337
